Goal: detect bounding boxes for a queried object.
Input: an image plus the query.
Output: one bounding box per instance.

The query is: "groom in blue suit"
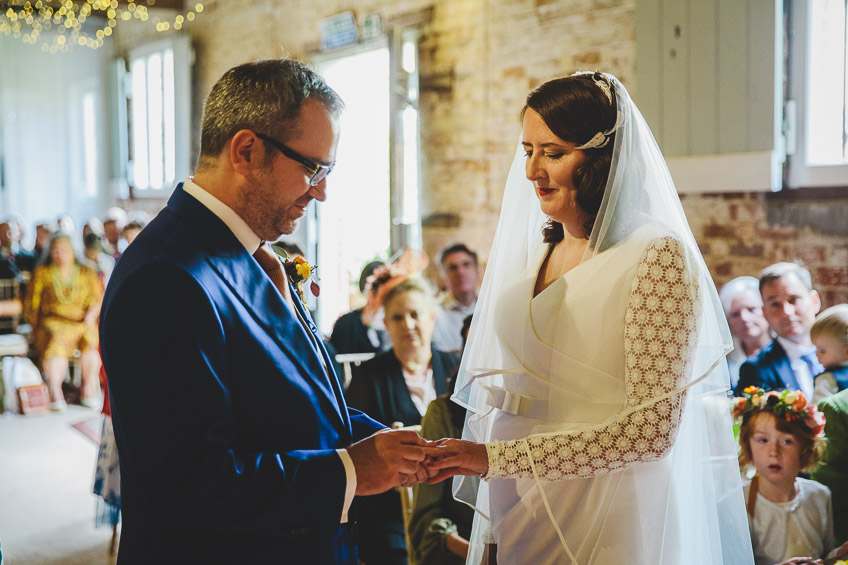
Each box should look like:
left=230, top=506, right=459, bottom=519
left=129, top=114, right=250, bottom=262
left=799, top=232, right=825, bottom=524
left=100, top=59, right=431, bottom=564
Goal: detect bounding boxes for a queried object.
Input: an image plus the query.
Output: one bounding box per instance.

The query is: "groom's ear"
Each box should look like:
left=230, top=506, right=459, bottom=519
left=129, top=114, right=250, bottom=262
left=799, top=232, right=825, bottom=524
left=230, top=130, right=266, bottom=177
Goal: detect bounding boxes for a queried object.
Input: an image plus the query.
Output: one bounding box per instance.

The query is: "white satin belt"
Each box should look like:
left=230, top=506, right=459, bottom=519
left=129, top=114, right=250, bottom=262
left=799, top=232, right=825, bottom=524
left=482, top=382, right=621, bottom=422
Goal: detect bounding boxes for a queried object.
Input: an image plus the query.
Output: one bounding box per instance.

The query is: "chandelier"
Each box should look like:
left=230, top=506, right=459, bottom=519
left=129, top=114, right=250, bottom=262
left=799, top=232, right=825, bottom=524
left=0, top=0, right=205, bottom=53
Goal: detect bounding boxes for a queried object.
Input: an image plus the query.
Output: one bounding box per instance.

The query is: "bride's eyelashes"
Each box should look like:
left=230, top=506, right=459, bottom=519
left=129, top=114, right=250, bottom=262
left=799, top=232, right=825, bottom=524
left=522, top=149, right=566, bottom=160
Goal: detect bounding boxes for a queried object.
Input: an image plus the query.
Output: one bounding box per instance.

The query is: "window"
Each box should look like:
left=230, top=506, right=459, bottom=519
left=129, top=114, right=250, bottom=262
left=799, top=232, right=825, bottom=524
left=124, top=37, right=191, bottom=195
left=787, top=0, right=848, bottom=187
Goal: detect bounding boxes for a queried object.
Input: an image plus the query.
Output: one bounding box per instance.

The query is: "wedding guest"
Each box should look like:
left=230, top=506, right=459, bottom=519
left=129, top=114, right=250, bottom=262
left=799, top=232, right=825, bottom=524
left=409, top=314, right=474, bottom=565
left=811, top=304, right=848, bottom=403
left=83, top=232, right=116, bottom=288
left=331, top=260, right=391, bottom=355
left=431, top=244, right=479, bottom=353
left=93, top=372, right=121, bottom=536
left=83, top=217, right=105, bottom=240
left=102, top=207, right=127, bottom=259
left=56, top=214, right=76, bottom=238
left=33, top=221, right=56, bottom=262
left=737, top=263, right=823, bottom=399
left=0, top=218, right=36, bottom=276
left=814, top=388, right=848, bottom=541
left=734, top=386, right=846, bottom=564
left=424, top=72, right=751, bottom=563
left=25, top=232, right=103, bottom=409
left=720, top=276, right=771, bottom=389
left=347, top=276, right=460, bottom=565
left=121, top=220, right=145, bottom=247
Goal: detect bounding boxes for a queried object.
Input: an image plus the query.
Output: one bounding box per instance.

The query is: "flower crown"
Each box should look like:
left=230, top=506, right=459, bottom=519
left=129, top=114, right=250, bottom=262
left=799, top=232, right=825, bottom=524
left=733, top=386, right=826, bottom=437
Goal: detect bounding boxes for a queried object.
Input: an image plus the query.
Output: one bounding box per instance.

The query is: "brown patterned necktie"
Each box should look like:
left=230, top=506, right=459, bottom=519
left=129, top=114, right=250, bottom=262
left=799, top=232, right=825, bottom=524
left=254, top=243, right=329, bottom=373
left=253, top=244, right=296, bottom=311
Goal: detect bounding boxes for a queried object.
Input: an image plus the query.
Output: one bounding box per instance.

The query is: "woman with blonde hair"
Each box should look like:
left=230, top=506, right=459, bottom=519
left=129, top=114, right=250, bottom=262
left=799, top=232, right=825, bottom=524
left=347, top=273, right=460, bottom=565
left=25, top=232, right=103, bottom=409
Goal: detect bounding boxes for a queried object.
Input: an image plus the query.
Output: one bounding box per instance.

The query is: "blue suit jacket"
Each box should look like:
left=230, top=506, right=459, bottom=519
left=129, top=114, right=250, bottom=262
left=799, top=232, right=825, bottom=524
left=100, top=185, right=384, bottom=564
left=735, top=339, right=812, bottom=396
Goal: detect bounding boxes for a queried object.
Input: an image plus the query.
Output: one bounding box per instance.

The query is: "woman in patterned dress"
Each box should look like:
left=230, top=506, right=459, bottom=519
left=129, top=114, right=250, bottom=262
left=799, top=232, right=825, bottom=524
left=426, top=73, right=753, bottom=564
left=25, top=232, right=103, bottom=409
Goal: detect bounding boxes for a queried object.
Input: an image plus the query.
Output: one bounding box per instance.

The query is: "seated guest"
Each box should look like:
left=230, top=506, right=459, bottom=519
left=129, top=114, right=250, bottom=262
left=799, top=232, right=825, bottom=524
left=83, top=216, right=105, bottom=240
left=719, top=276, right=771, bottom=389
left=121, top=220, right=145, bottom=247
left=83, top=232, right=116, bottom=288
left=331, top=259, right=391, bottom=355
left=736, top=262, right=823, bottom=398
left=0, top=218, right=36, bottom=276
left=102, top=207, right=127, bottom=259
left=811, top=304, right=848, bottom=403
left=814, top=388, right=848, bottom=542
left=56, top=214, right=76, bottom=238
left=32, top=221, right=56, bottom=263
left=431, top=243, right=479, bottom=353
left=24, top=232, right=103, bottom=410
left=409, top=314, right=474, bottom=565
left=346, top=276, right=460, bottom=565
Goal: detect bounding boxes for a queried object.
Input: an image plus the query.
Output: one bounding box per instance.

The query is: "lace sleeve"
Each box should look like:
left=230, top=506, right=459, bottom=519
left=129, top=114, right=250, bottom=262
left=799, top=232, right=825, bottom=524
left=484, top=236, right=699, bottom=480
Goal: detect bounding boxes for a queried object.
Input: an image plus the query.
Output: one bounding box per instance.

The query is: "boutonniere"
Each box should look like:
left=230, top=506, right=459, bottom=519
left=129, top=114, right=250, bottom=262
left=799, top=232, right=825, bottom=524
left=270, top=244, right=320, bottom=304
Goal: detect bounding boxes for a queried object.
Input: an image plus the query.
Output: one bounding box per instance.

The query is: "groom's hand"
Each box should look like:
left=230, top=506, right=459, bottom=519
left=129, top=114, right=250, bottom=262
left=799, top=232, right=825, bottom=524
left=423, top=438, right=489, bottom=483
left=348, top=429, right=433, bottom=495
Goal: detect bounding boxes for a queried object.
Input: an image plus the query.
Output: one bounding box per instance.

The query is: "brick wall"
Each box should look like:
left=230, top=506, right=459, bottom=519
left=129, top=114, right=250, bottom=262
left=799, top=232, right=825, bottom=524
left=113, top=0, right=847, bottom=305
left=682, top=192, right=848, bottom=309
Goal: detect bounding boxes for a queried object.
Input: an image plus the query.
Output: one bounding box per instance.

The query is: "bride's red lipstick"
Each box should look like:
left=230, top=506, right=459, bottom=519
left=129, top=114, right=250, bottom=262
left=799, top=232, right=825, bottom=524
left=537, top=186, right=555, bottom=196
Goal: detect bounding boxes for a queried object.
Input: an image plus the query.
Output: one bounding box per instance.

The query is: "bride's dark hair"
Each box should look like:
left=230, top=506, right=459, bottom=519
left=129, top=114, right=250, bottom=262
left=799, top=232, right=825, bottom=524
left=522, top=72, right=618, bottom=243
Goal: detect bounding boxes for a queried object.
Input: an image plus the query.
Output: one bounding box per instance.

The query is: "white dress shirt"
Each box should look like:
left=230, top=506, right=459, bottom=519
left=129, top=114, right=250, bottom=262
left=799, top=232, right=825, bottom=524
left=776, top=336, right=817, bottom=400
left=431, top=297, right=476, bottom=353
left=183, top=178, right=357, bottom=523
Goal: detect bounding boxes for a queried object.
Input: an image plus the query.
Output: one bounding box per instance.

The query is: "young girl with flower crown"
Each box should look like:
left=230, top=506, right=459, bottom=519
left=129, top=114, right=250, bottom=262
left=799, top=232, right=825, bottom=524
left=735, top=386, right=848, bottom=564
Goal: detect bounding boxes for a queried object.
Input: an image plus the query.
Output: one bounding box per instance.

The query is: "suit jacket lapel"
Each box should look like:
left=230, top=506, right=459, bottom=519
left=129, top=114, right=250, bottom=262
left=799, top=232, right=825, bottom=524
left=167, top=185, right=348, bottom=432
left=770, top=340, right=800, bottom=391
left=289, top=289, right=352, bottom=433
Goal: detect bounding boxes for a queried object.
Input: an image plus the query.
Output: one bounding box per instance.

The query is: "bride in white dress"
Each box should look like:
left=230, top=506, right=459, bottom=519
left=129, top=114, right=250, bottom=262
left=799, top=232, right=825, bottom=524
left=427, top=72, right=754, bottom=564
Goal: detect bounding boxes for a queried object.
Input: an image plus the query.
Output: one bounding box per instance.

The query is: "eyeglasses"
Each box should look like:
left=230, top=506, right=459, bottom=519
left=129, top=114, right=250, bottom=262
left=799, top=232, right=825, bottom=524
left=255, top=132, right=334, bottom=186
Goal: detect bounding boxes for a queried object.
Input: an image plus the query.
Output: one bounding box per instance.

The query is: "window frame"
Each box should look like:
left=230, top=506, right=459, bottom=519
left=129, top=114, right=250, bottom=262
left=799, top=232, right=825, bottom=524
left=124, top=36, right=192, bottom=198
left=786, top=0, right=848, bottom=189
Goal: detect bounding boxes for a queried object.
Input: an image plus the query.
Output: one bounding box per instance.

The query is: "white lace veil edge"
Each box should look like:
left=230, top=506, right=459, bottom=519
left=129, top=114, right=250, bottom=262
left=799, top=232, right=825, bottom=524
left=450, top=74, right=753, bottom=564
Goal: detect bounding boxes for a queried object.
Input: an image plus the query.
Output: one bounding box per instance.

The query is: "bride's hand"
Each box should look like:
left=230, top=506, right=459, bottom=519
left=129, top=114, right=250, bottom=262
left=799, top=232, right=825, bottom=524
left=423, top=438, right=488, bottom=483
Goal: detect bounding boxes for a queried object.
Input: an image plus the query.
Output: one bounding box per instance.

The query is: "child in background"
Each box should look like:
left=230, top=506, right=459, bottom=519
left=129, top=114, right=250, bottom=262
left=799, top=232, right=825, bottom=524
left=735, top=386, right=848, bottom=564
left=812, top=305, right=848, bottom=404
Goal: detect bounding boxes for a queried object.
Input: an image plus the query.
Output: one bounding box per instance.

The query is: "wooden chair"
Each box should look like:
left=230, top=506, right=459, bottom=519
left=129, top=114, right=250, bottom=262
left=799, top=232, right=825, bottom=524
left=0, top=278, right=22, bottom=335
left=391, top=421, right=422, bottom=559
left=334, top=352, right=376, bottom=388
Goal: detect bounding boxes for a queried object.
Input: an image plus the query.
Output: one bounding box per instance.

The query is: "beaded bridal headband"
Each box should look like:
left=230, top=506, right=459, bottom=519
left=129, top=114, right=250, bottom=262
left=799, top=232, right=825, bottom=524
left=571, top=71, right=623, bottom=150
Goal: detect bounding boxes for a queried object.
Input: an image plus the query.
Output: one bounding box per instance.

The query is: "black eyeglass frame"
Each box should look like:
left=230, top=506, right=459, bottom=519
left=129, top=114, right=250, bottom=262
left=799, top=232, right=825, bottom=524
left=255, top=132, right=334, bottom=186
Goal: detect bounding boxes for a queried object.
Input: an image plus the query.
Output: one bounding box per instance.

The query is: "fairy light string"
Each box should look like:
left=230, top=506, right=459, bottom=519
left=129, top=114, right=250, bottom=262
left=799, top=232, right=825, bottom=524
left=1, top=0, right=205, bottom=53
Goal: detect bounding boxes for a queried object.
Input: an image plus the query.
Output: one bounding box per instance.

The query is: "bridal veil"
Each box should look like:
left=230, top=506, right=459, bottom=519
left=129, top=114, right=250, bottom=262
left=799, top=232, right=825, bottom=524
left=451, top=73, right=753, bottom=564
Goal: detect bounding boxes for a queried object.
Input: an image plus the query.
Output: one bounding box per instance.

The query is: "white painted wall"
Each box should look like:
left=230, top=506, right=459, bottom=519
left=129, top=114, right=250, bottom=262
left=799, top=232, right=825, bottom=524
left=0, top=36, right=113, bottom=247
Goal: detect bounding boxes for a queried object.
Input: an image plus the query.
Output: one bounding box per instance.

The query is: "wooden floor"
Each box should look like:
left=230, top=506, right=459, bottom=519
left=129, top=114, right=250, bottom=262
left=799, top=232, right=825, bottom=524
left=0, top=406, right=117, bottom=565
